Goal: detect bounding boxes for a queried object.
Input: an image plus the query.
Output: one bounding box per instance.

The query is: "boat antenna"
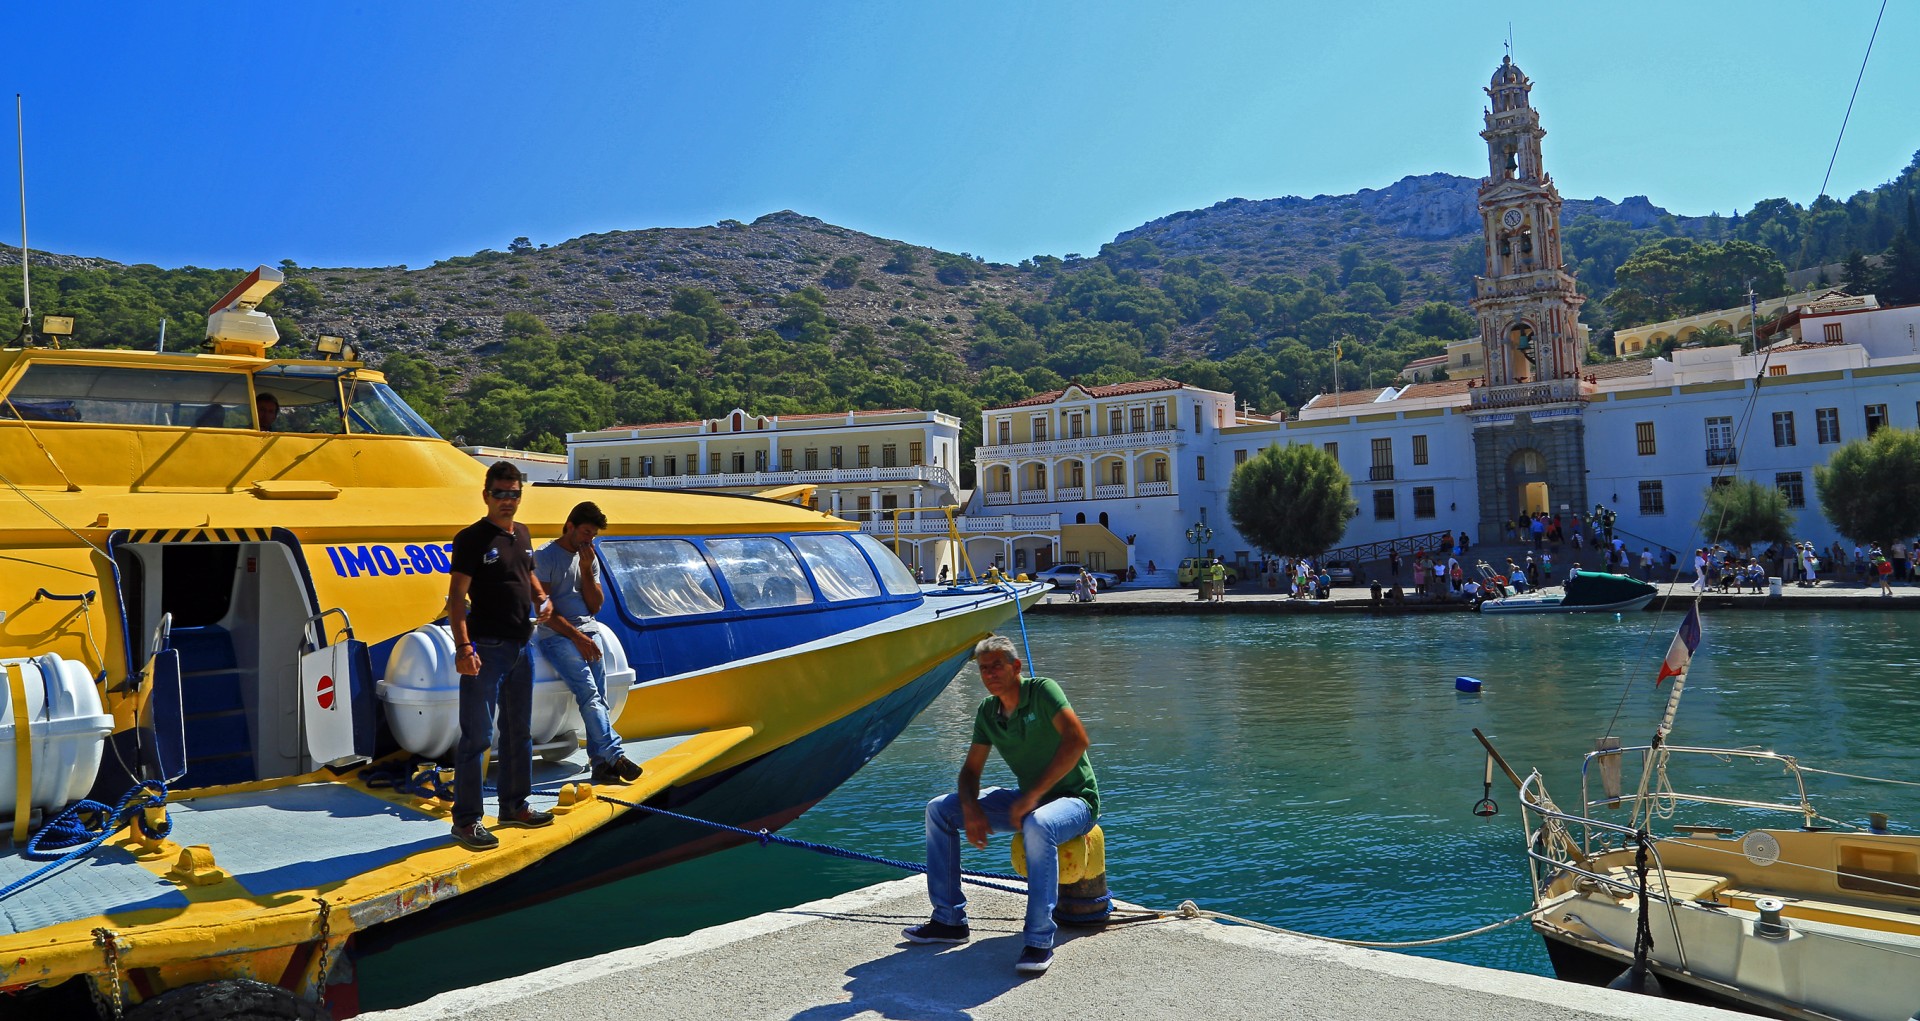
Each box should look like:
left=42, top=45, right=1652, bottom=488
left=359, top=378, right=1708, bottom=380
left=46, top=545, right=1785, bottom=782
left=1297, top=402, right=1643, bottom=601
left=13, top=94, right=29, bottom=347
left=156, top=318, right=167, bottom=353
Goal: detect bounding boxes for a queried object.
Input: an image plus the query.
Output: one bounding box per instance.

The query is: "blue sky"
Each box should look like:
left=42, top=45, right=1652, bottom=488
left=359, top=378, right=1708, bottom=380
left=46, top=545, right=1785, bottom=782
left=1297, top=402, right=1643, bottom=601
left=8, top=2, right=1913, bottom=270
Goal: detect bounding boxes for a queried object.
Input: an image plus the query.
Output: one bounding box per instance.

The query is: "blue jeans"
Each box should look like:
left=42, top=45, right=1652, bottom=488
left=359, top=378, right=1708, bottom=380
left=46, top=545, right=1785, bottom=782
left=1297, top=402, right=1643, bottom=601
left=538, top=629, right=620, bottom=766
left=925, top=787, right=1094, bottom=949
left=454, top=637, right=533, bottom=827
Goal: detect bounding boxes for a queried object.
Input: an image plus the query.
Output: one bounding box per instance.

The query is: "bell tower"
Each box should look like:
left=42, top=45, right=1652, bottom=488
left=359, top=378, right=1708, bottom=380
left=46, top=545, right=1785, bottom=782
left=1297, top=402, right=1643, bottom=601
left=1467, top=56, right=1589, bottom=543
left=1472, top=56, right=1583, bottom=384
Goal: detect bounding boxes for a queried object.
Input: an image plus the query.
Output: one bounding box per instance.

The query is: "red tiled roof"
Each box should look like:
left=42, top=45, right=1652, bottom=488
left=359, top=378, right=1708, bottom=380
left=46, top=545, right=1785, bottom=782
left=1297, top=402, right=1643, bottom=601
left=1585, top=360, right=1655, bottom=380
left=605, top=418, right=702, bottom=431
left=1766, top=342, right=1849, bottom=353
left=1301, top=388, right=1390, bottom=410
left=774, top=408, right=919, bottom=421
left=1393, top=379, right=1474, bottom=401
left=988, top=378, right=1188, bottom=410
left=1401, top=354, right=1448, bottom=368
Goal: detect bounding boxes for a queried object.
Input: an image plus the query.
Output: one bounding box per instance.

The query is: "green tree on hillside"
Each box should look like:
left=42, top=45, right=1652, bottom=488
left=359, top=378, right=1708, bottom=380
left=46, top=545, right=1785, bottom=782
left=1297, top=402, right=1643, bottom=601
left=1227, top=443, right=1355, bottom=559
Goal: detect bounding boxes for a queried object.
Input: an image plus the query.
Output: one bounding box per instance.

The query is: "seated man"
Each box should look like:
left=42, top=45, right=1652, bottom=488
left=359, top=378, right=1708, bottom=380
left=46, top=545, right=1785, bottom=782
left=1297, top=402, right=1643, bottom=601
left=256, top=391, right=281, bottom=430
left=907, top=635, right=1099, bottom=977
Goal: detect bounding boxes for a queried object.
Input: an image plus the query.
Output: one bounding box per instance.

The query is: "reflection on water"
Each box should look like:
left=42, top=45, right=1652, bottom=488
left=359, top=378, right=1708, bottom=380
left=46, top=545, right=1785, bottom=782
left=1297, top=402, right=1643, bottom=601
left=359, top=610, right=1920, bottom=1007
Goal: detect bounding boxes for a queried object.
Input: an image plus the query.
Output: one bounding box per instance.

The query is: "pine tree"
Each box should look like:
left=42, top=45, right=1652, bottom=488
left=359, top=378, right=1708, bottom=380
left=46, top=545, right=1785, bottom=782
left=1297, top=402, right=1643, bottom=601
left=1877, top=196, right=1920, bottom=304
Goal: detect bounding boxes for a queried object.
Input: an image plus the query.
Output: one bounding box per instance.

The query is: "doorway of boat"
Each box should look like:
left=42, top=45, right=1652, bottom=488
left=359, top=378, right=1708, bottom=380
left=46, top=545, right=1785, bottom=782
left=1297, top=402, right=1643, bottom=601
left=104, top=529, right=375, bottom=794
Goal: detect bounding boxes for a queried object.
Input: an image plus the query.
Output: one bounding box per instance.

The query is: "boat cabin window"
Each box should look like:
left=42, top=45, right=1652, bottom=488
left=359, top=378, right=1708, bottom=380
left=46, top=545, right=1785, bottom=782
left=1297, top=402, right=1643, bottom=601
left=344, top=379, right=440, bottom=438
left=792, top=534, right=883, bottom=601
left=253, top=369, right=347, bottom=433
left=707, top=537, right=815, bottom=610
left=1, top=363, right=250, bottom=427
left=599, top=540, right=724, bottom=618
left=854, top=534, right=922, bottom=595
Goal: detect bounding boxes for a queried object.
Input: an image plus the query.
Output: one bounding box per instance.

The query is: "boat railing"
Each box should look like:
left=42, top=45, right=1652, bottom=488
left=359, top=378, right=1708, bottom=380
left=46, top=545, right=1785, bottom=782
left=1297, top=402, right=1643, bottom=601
left=1573, top=744, right=1818, bottom=840
left=300, top=606, right=357, bottom=653
left=1515, top=770, right=1694, bottom=973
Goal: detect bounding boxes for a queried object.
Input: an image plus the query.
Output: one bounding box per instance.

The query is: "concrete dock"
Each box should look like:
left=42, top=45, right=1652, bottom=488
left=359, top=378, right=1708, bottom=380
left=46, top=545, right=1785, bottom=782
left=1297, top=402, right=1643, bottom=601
left=363, top=877, right=1745, bottom=1021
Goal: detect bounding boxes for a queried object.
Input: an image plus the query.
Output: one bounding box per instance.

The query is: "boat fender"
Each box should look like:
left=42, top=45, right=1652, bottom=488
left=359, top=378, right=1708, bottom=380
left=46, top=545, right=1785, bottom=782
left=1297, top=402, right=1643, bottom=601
left=1454, top=676, right=1483, bottom=693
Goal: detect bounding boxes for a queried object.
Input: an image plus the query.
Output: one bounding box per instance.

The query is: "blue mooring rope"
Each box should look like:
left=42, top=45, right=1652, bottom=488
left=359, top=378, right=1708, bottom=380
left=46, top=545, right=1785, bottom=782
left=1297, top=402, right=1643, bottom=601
left=0, top=781, right=171, bottom=900
left=596, top=792, right=1033, bottom=895
left=998, top=581, right=1036, bottom=673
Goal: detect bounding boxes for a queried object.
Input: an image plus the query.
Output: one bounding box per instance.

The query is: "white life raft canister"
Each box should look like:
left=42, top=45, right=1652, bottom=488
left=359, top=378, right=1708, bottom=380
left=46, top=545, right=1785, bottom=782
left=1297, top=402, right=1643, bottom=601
left=376, top=625, right=636, bottom=760
left=0, top=654, right=115, bottom=822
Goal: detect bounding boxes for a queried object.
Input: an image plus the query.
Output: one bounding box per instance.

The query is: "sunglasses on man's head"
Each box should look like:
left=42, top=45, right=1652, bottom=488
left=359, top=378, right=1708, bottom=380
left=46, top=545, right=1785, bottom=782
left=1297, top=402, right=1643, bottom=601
left=487, top=488, right=523, bottom=500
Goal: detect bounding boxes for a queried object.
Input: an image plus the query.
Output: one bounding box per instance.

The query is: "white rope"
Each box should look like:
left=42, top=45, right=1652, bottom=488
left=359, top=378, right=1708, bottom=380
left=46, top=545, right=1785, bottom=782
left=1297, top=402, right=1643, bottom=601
left=1165, top=899, right=1554, bottom=949
left=1798, top=765, right=1920, bottom=789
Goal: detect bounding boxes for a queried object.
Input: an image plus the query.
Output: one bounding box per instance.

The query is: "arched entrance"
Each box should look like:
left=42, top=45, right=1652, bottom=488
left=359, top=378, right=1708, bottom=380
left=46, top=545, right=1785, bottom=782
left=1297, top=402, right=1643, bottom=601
left=1508, top=448, right=1549, bottom=516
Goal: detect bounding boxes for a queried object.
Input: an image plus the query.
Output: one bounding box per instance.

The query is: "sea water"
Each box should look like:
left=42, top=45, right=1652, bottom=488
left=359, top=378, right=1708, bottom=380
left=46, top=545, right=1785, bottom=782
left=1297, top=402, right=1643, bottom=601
left=360, top=609, right=1920, bottom=1008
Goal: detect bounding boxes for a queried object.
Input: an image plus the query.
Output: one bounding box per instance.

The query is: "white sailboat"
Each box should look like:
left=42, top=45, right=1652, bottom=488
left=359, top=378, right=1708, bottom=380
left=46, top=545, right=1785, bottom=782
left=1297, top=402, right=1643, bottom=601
left=1483, top=606, right=1920, bottom=1020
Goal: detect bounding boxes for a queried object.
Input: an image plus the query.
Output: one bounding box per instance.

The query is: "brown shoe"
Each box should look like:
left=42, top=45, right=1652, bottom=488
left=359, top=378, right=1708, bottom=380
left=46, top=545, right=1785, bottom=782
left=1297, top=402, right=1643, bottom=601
left=451, top=820, right=499, bottom=850
left=591, top=756, right=644, bottom=785
left=496, top=804, right=555, bottom=829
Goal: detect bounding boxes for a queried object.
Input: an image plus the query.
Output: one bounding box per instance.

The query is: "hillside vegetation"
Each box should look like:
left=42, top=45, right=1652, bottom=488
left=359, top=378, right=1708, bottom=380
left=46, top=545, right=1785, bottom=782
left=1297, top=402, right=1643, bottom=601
left=6, top=153, right=1918, bottom=471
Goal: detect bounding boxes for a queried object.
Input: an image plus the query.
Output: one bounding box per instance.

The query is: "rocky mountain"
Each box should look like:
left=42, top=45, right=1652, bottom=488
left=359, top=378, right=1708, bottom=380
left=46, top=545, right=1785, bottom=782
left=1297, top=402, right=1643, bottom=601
left=0, top=175, right=1716, bottom=369
left=281, top=211, right=1042, bottom=365
left=1112, top=172, right=1702, bottom=283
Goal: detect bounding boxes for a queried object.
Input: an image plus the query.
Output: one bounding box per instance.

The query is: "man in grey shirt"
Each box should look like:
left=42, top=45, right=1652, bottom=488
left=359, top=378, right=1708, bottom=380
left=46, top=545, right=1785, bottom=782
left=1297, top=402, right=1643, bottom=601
left=534, top=501, right=643, bottom=785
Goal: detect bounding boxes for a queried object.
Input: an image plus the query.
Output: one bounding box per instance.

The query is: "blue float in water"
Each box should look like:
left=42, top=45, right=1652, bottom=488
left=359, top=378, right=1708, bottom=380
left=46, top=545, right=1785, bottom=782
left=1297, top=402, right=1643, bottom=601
left=1455, top=676, right=1484, bottom=693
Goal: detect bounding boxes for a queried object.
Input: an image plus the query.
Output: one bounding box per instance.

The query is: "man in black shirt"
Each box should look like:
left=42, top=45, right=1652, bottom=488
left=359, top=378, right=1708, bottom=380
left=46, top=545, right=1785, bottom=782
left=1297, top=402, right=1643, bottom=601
left=446, top=461, right=555, bottom=850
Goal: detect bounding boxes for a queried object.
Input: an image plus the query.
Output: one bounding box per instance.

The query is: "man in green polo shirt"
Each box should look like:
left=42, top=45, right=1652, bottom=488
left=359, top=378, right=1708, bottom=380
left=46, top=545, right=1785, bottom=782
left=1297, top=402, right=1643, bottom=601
left=904, top=635, right=1099, bottom=976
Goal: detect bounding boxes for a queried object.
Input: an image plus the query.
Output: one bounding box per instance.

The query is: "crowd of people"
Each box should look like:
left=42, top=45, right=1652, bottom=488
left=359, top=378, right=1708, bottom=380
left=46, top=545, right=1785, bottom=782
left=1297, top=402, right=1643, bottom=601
left=1688, top=539, right=1915, bottom=596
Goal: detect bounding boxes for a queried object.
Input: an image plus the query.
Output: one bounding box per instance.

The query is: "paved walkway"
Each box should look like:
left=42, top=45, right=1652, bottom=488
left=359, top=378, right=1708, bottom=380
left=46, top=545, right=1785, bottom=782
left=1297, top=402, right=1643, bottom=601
left=364, top=877, right=1746, bottom=1021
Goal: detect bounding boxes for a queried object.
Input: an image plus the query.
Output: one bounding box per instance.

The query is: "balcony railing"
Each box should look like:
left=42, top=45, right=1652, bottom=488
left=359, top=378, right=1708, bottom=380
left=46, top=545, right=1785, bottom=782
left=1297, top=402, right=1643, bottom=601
left=1018, top=489, right=1049, bottom=502
left=1468, top=376, right=1589, bottom=411
left=858, top=512, right=1061, bottom=536
left=976, top=428, right=1181, bottom=460
left=1369, top=465, right=1395, bottom=482
left=1093, top=484, right=1127, bottom=499
left=599, top=464, right=957, bottom=492
left=1136, top=481, right=1173, bottom=496
left=983, top=491, right=1012, bottom=505
left=1705, top=448, right=1738, bottom=466
left=1053, top=486, right=1085, bottom=500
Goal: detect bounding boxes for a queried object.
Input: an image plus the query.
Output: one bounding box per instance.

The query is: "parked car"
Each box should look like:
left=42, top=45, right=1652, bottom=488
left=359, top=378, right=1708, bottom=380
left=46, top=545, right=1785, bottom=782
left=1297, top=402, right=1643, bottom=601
left=1176, top=558, right=1241, bottom=587
left=1031, top=565, right=1120, bottom=590
left=1324, top=559, right=1368, bottom=586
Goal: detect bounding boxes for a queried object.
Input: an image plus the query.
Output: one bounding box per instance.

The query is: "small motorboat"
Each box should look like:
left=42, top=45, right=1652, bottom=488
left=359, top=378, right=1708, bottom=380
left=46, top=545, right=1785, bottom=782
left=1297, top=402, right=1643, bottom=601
left=1478, top=568, right=1656, bottom=614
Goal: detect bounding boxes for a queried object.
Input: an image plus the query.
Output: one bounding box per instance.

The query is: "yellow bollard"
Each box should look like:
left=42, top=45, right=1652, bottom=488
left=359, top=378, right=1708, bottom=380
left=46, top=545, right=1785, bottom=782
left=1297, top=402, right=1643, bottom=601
left=1010, top=825, right=1112, bottom=924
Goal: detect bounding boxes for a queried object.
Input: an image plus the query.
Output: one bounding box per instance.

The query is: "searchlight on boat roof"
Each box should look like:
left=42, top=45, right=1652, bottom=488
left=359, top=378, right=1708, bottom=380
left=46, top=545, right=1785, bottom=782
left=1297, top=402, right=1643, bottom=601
left=205, top=265, right=283, bottom=356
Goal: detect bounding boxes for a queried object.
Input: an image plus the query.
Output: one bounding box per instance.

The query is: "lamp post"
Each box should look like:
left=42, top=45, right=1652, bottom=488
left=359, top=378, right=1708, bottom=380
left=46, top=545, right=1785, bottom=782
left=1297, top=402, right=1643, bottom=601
left=1186, top=522, right=1212, bottom=562
left=1185, top=522, right=1213, bottom=600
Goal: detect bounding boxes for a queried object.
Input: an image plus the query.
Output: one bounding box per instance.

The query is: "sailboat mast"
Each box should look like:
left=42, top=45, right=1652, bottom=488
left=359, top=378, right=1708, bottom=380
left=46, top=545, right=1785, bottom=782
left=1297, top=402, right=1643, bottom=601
left=14, top=94, right=28, bottom=344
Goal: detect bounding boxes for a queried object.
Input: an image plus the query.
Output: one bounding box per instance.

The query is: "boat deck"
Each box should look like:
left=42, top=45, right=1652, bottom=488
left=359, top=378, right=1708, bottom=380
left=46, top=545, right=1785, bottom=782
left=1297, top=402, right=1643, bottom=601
left=0, top=734, right=682, bottom=937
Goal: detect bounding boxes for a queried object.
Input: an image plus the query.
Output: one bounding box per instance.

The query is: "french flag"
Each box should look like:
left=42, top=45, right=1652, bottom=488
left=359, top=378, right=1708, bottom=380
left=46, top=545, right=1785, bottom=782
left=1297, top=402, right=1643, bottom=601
left=1655, top=605, right=1703, bottom=687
